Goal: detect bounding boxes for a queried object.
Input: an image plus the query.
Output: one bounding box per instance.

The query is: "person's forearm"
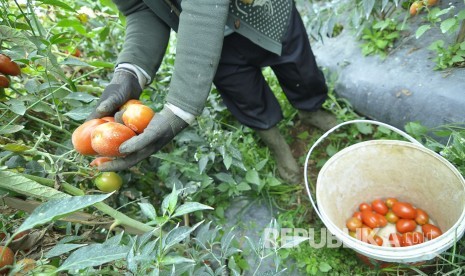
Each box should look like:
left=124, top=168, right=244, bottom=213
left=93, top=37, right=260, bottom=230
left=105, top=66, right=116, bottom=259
left=166, top=0, right=229, bottom=116
left=113, top=0, right=170, bottom=81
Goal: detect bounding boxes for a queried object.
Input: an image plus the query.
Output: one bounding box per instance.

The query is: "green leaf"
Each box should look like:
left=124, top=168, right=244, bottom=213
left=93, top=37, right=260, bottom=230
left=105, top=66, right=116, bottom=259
left=6, top=99, right=27, bottom=115
left=15, top=193, right=112, bottom=234
left=0, top=170, right=66, bottom=200
left=215, top=172, right=235, bottom=184
left=1, top=143, right=30, bottom=152
left=161, top=255, right=195, bottom=266
left=416, top=25, right=431, bottom=39
left=162, top=186, right=178, bottom=215
left=64, top=106, right=94, bottom=121
left=45, top=244, right=86, bottom=258
left=173, top=202, right=213, bottom=217
left=36, top=0, right=75, bottom=12
left=363, top=0, right=375, bottom=19
left=57, top=243, right=128, bottom=272
left=138, top=202, right=157, bottom=220
left=64, top=92, right=98, bottom=103
left=163, top=221, right=202, bottom=250
left=236, top=182, right=251, bottom=191
left=60, top=58, right=90, bottom=67
left=405, top=122, right=428, bottom=137
left=319, top=262, right=332, bottom=273
left=245, top=170, right=260, bottom=186
left=0, top=125, right=24, bottom=135
left=458, top=9, right=465, bottom=20
left=87, top=60, right=114, bottom=68
left=356, top=123, right=373, bottom=135
left=440, top=18, right=458, bottom=34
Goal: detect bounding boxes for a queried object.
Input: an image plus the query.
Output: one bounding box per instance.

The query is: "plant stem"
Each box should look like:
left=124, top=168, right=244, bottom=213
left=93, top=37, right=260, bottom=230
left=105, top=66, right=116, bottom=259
left=24, top=113, right=72, bottom=136
left=456, top=20, right=465, bottom=44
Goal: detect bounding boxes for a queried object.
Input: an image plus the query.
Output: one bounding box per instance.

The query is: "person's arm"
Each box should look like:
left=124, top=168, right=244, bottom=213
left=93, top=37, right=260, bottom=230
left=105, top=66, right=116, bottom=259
left=98, top=0, right=230, bottom=171
left=87, top=0, right=171, bottom=120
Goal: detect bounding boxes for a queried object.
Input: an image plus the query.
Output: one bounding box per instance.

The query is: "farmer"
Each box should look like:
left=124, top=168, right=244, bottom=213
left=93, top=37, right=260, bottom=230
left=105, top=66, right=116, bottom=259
left=87, top=0, right=336, bottom=183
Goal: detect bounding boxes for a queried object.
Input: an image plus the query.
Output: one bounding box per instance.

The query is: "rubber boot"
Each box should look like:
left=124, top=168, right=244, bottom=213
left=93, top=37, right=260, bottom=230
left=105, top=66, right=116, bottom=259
left=298, top=109, right=337, bottom=131
left=256, top=127, right=301, bottom=184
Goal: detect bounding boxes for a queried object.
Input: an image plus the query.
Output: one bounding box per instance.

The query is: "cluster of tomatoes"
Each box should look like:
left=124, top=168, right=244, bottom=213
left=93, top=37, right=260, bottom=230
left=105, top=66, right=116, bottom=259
left=72, top=99, right=155, bottom=192
left=346, top=197, right=443, bottom=247
left=409, top=0, right=438, bottom=16
left=0, top=54, right=21, bottom=88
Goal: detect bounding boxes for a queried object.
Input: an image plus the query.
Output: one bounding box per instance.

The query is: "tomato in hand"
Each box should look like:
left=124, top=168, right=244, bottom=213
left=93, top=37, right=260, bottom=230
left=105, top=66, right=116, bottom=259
left=415, top=208, right=429, bottom=225
left=346, top=217, right=363, bottom=232
left=359, top=202, right=372, bottom=212
left=392, top=201, right=417, bottom=219
left=371, top=199, right=388, bottom=215
left=422, top=223, right=442, bottom=240
left=94, top=172, right=123, bottom=192
left=362, top=211, right=380, bottom=229
left=396, top=219, right=417, bottom=233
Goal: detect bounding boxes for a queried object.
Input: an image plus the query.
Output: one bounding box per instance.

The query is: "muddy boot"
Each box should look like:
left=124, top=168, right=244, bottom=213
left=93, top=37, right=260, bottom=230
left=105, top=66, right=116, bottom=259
left=256, top=127, right=301, bottom=184
left=298, top=109, right=337, bottom=131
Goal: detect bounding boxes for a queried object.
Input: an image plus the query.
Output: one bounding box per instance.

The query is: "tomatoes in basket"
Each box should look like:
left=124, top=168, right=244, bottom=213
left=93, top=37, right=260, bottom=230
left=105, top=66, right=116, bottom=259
left=396, top=219, right=417, bottom=234
left=346, top=217, right=363, bottom=232
left=362, top=211, right=380, bottom=229
left=359, top=202, right=372, bottom=212
left=415, top=208, right=429, bottom=225
left=422, top=223, right=442, bottom=240
left=392, top=201, right=417, bottom=219
left=371, top=199, right=388, bottom=215
left=401, top=232, right=424, bottom=247
left=385, top=210, right=399, bottom=224
left=388, top=233, right=402, bottom=247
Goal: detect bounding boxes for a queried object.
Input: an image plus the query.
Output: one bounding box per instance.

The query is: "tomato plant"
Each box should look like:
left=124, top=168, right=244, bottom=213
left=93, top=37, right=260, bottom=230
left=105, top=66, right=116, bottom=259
left=94, top=172, right=123, bottom=192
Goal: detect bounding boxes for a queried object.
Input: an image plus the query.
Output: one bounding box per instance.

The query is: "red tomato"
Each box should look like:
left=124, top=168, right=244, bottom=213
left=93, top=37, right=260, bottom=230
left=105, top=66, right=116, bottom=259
left=371, top=199, right=388, bottom=215
left=385, top=210, right=399, bottom=224
left=388, top=233, right=402, bottom=247
left=346, top=217, right=363, bottom=232
left=375, top=213, right=388, bottom=227
left=415, top=208, right=429, bottom=225
left=385, top=197, right=398, bottom=209
left=396, top=219, right=417, bottom=233
left=401, top=232, right=424, bottom=247
left=362, top=211, right=380, bottom=229
left=352, top=211, right=363, bottom=221
left=369, top=235, right=383, bottom=246
left=392, top=202, right=417, bottom=219
left=359, top=202, right=372, bottom=212
left=422, top=224, right=442, bottom=240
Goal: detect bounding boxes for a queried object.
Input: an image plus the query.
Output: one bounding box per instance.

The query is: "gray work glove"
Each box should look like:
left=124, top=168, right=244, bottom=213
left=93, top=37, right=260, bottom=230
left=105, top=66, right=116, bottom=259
left=87, top=69, right=142, bottom=120
left=97, top=107, right=188, bottom=171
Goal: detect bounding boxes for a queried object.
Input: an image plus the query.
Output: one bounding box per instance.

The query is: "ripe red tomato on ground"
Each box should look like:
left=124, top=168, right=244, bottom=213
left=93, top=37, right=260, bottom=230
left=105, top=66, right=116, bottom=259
left=392, top=201, right=417, bottom=219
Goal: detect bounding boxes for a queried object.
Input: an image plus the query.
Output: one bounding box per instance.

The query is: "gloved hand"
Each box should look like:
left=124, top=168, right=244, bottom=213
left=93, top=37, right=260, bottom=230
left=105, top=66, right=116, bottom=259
left=97, top=106, right=188, bottom=171
left=87, top=69, right=142, bottom=120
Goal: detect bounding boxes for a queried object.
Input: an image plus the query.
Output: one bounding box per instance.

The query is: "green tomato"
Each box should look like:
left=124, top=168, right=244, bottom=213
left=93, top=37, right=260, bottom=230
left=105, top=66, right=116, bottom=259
left=94, top=172, right=123, bottom=192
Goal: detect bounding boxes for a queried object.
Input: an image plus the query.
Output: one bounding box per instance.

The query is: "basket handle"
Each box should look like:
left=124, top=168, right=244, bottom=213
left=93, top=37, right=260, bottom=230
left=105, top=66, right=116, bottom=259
left=303, top=119, right=423, bottom=220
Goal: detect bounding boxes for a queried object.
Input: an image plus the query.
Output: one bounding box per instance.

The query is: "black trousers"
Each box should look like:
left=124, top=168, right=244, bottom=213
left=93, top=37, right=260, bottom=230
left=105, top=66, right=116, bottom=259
left=213, top=4, right=328, bottom=130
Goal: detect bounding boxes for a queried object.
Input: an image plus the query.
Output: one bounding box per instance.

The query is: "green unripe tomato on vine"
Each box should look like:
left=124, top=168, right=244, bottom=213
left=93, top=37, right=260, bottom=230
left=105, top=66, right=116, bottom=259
left=94, top=172, right=123, bottom=192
